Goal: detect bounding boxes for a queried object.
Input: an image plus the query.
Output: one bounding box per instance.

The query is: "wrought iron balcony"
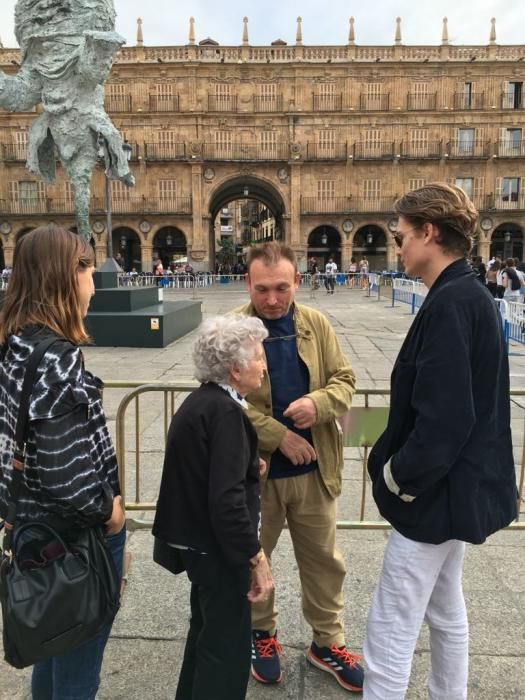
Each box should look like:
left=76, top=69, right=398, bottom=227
left=406, top=93, right=437, bottom=110
left=501, top=91, right=525, bottom=109
left=399, top=141, right=443, bottom=159
left=208, top=95, right=238, bottom=112
left=312, top=94, right=343, bottom=111
left=359, top=94, right=390, bottom=111
left=453, top=92, right=485, bottom=110
left=300, top=197, right=353, bottom=214
left=490, top=194, right=525, bottom=210
left=495, top=140, right=525, bottom=157
left=149, top=94, right=180, bottom=112
left=305, top=142, right=348, bottom=160
left=353, top=142, right=395, bottom=160
left=352, top=197, right=395, bottom=213
left=445, top=140, right=490, bottom=158
left=1, top=144, right=27, bottom=161
left=91, top=196, right=192, bottom=215
left=144, top=142, right=186, bottom=160
left=253, top=95, right=283, bottom=112
left=104, top=94, right=133, bottom=113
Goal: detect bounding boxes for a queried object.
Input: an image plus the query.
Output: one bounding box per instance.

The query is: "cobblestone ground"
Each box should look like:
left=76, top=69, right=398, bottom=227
left=2, top=284, right=524, bottom=699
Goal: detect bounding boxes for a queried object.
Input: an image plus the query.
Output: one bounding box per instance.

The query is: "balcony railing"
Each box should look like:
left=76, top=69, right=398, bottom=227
left=4, top=198, right=48, bottom=215
left=91, top=196, right=192, bottom=215
left=453, top=92, right=485, bottom=110
left=104, top=95, right=132, bottom=113
left=353, top=142, right=395, bottom=160
left=300, top=197, right=353, bottom=214
left=353, top=197, right=395, bottom=213
left=446, top=140, right=490, bottom=158
left=501, top=91, right=525, bottom=109
left=208, top=95, right=238, bottom=112
left=399, top=141, right=443, bottom=159
left=1, top=144, right=27, bottom=161
left=144, top=142, right=186, bottom=160
left=495, top=140, right=525, bottom=157
left=253, top=95, right=283, bottom=112
left=359, top=94, right=390, bottom=111
left=149, top=94, right=180, bottom=112
left=202, top=143, right=289, bottom=161
left=312, top=94, right=343, bottom=111
left=492, top=194, right=525, bottom=211
left=305, top=142, right=348, bottom=160
left=407, top=93, right=437, bottom=110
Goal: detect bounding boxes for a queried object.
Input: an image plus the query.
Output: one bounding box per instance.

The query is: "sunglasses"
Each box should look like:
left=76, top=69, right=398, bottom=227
left=393, top=227, right=419, bottom=248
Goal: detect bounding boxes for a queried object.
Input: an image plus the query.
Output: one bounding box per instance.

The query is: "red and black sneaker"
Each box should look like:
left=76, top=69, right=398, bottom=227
left=251, top=630, right=283, bottom=684
left=306, top=642, right=364, bottom=692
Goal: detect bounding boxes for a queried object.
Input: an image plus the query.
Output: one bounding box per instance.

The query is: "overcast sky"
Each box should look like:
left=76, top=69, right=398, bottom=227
left=0, top=0, right=523, bottom=49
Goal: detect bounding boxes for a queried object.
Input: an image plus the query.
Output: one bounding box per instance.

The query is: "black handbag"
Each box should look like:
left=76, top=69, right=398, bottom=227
left=0, top=337, right=121, bottom=669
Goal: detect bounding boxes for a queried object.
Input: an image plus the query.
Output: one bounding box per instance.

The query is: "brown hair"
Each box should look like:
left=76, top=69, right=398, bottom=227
left=505, top=257, right=516, bottom=268
left=0, top=224, right=94, bottom=345
left=246, top=241, right=297, bottom=272
left=394, top=182, right=478, bottom=256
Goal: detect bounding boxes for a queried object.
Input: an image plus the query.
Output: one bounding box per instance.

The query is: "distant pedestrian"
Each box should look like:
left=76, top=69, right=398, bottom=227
left=325, top=258, right=337, bottom=294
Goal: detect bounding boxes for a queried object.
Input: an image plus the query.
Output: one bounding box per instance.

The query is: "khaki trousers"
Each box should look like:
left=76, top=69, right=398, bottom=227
left=252, top=470, right=346, bottom=647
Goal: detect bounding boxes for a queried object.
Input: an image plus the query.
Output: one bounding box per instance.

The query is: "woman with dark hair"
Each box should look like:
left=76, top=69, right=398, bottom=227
left=485, top=259, right=500, bottom=297
left=0, top=223, right=125, bottom=699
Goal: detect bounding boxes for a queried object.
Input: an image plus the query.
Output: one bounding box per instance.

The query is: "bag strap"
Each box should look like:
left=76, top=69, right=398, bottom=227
left=2, top=336, right=60, bottom=553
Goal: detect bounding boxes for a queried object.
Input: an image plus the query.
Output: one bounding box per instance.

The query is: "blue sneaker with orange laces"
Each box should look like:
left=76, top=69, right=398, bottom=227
left=251, top=630, right=282, bottom=684
left=306, top=642, right=364, bottom=692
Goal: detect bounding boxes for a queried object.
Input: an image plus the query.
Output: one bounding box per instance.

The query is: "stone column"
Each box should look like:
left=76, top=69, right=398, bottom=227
left=386, top=238, right=398, bottom=269
left=478, top=235, right=490, bottom=262
left=190, top=163, right=206, bottom=261
left=290, top=163, right=302, bottom=246
left=341, top=241, right=353, bottom=271
left=2, top=243, right=15, bottom=267
left=141, top=244, right=153, bottom=272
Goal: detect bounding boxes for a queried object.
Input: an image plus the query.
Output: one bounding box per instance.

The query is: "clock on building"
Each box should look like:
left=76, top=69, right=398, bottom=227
left=387, top=218, right=399, bottom=232
left=480, top=217, right=493, bottom=231
left=0, top=222, right=12, bottom=235
left=139, top=220, right=152, bottom=234
left=342, top=219, right=353, bottom=233
left=92, top=220, right=105, bottom=234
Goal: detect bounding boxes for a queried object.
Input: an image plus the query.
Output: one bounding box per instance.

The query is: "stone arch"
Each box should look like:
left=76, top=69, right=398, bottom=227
left=353, top=224, right=388, bottom=271
left=490, top=222, right=524, bottom=262
left=307, top=225, right=341, bottom=269
left=153, top=226, right=187, bottom=269
left=113, top=226, right=142, bottom=272
left=206, top=175, right=287, bottom=265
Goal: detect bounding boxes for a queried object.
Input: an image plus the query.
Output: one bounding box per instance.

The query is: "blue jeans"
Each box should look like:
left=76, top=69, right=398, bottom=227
left=31, top=527, right=126, bottom=700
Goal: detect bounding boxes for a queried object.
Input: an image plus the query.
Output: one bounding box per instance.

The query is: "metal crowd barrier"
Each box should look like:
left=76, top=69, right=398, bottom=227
left=106, top=381, right=525, bottom=532
left=391, top=278, right=428, bottom=314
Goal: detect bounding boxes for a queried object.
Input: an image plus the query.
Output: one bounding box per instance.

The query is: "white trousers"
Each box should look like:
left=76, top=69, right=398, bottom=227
left=363, top=529, right=468, bottom=700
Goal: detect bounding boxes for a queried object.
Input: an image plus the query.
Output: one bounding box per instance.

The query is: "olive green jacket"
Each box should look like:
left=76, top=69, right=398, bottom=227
left=236, top=302, right=356, bottom=498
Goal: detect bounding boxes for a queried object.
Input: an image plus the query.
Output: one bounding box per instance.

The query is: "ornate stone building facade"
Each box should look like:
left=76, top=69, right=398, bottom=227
left=1, top=17, right=525, bottom=271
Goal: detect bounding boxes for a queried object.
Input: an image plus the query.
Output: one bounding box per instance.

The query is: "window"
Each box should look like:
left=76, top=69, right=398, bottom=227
left=410, top=82, right=429, bottom=109
left=409, top=129, right=428, bottom=156
left=457, top=128, right=475, bottom=154
left=318, top=129, right=335, bottom=156
left=64, top=181, right=74, bottom=201
left=364, top=129, right=382, bottom=156
left=258, top=83, right=277, bottom=110
left=502, top=177, right=520, bottom=202
left=500, top=127, right=522, bottom=155
left=363, top=179, right=381, bottom=199
left=408, top=178, right=426, bottom=191
left=260, top=131, right=277, bottom=155
left=463, top=82, right=473, bottom=108
left=214, top=83, right=232, bottom=109
left=158, top=180, right=177, bottom=200
left=455, top=178, right=474, bottom=198
left=10, top=180, right=45, bottom=202
left=13, top=131, right=28, bottom=159
left=111, top=181, right=130, bottom=200
left=504, top=81, right=523, bottom=109
left=365, top=83, right=382, bottom=110
left=215, top=130, right=232, bottom=156
left=318, top=180, right=335, bottom=200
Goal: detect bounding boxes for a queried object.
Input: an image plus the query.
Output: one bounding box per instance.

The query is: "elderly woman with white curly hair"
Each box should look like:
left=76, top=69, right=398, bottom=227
left=153, top=314, right=274, bottom=700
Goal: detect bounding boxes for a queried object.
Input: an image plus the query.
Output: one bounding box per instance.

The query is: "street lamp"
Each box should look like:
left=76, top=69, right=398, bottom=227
left=321, top=232, right=328, bottom=245
left=243, top=185, right=249, bottom=197
left=166, top=233, right=173, bottom=246
left=366, top=232, right=374, bottom=244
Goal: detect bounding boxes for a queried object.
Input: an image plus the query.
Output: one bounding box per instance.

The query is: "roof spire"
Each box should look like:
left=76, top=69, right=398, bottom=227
left=242, top=16, right=249, bottom=46
left=189, top=17, right=196, bottom=45
left=490, top=17, right=496, bottom=44
left=441, top=17, right=449, bottom=45
left=136, top=18, right=143, bottom=47
left=395, top=17, right=402, bottom=45
left=348, top=17, right=355, bottom=45
left=296, top=17, right=303, bottom=46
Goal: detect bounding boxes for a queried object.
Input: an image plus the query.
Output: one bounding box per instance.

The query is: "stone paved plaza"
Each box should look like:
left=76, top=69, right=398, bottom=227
left=2, top=284, right=524, bottom=699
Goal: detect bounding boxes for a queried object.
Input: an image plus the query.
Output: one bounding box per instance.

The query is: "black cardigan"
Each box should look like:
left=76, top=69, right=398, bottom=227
left=152, top=383, right=261, bottom=566
left=368, top=258, right=517, bottom=544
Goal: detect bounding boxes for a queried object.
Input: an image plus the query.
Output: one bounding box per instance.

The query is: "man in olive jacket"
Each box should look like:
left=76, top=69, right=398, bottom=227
left=236, top=242, right=364, bottom=694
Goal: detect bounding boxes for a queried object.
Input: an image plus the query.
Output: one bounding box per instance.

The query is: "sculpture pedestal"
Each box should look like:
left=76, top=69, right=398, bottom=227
left=86, top=269, right=201, bottom=348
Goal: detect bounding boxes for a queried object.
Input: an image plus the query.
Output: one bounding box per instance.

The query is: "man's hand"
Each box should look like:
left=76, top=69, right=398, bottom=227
left=283, top=397, right=318, bottom=429
left=247, top=552, right=274, bottom=603
left=279, top=430, right=317, bottom=465
left=105, top=495, right=125, bottom=535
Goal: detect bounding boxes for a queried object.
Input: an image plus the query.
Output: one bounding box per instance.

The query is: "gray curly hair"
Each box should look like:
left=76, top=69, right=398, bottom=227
left=193, top=314, right=268, bottom=384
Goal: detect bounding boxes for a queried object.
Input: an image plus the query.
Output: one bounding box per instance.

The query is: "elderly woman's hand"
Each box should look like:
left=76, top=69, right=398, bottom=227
left=247, top=551, right=274, bottom=604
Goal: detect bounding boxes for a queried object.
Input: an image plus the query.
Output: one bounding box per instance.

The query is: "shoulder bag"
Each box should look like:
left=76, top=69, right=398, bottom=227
left=0, top=337, right=120, bottom=669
